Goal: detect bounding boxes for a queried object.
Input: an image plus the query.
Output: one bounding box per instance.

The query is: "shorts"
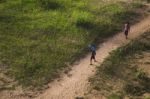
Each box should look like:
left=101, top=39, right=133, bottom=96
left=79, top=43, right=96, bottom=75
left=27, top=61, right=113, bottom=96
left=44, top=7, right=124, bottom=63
left=91, top=52, right=96, bottom=60
left=91, top=55, right=95, bottom=60
left=124, top=30, right=128, bottom=36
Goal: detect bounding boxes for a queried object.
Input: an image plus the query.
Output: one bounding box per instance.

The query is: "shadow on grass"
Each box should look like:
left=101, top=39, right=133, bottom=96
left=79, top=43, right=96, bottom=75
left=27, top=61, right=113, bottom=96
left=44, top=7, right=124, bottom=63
left=37, top=0, right=63, bottom=10
left=0, top=0, right=6, bottom=3
left=147, top=0, right=150, bottom=3
left=0, top=15, right=16, bottom=23
left=0, top=13, right=33, bottom=35
left=112, top=11, right=141, bottom=24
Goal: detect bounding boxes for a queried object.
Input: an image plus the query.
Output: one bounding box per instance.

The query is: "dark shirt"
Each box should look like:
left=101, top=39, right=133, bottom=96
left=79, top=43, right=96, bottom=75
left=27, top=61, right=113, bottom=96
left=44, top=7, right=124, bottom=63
left=92, top=51, right=96, bottom=56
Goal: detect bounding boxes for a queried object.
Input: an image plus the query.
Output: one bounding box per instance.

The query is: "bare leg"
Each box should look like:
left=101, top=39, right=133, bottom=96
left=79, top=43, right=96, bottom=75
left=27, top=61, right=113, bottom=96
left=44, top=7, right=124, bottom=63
left=125, top=31, right=128, bottom=39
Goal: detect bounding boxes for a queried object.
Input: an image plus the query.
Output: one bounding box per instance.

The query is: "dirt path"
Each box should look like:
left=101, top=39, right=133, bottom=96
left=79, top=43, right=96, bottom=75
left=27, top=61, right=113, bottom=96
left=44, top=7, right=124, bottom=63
left=35, top=15, right=150, bottom=99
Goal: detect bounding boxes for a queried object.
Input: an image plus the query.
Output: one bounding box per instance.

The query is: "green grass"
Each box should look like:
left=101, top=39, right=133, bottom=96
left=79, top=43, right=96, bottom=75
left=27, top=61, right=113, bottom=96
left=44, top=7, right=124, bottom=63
left=0, top=0, right=146, bottom=89
left=108, top=93, right=122, bottom=99
left=90, top=32, right=150, bottom=98
left=145, top=97, right=150, bottom=99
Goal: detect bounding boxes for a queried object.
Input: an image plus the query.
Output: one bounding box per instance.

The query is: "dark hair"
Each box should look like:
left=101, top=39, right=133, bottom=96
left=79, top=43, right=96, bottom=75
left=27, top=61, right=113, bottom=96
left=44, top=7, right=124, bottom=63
left=126, top=21, right=129, bottom=24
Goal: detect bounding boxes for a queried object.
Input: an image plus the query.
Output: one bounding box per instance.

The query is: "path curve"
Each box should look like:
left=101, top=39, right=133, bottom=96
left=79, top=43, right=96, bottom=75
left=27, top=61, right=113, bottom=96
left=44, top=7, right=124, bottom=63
left=36, top=15, right=150, bottom=99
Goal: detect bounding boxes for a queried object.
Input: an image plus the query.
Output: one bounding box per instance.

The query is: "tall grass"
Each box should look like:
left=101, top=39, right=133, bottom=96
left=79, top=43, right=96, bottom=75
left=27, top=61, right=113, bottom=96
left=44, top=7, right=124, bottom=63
left=0, top=0, right=145, bottom=89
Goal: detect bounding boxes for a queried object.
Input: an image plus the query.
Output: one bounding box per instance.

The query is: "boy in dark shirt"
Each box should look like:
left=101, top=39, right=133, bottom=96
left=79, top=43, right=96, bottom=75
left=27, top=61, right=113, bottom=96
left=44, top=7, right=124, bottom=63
left=89, top=44, right=97, bottom=65
left=124, top=22, right=130, bottom=39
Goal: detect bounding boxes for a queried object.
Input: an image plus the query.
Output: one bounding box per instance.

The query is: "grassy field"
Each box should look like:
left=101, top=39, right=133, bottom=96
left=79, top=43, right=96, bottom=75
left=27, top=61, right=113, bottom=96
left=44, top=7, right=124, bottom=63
left=0, top=0, right=146, bottom=89
left=89, top=31, right=150, bottom=99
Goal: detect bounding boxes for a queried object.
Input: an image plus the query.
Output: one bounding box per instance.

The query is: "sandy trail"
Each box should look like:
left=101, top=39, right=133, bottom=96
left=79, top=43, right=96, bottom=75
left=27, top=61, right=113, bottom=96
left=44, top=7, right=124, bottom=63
left=36, top=15, right=150, bottom=99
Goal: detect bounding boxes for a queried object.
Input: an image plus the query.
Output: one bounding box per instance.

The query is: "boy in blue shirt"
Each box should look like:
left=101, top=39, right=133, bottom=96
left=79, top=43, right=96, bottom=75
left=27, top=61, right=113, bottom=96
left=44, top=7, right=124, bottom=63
left=89, top=44, right=97, bottom=65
